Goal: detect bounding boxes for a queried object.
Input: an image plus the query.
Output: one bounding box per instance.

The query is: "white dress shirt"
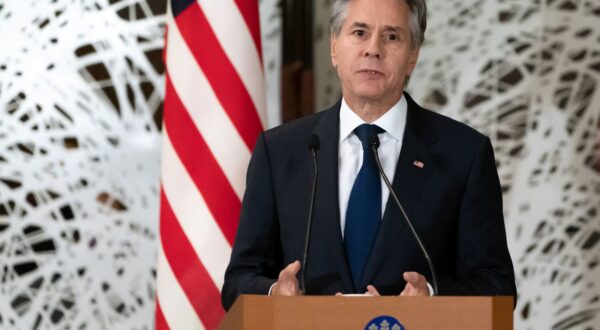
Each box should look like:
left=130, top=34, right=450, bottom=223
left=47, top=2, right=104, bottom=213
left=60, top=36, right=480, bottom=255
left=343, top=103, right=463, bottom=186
left=338, top=96, right=407, bottom=237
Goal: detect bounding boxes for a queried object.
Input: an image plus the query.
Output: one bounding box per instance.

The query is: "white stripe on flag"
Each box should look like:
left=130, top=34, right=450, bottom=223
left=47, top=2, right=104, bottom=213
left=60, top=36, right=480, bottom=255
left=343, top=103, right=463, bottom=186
left=166, top=15, right=250, bottom=200
left=197, top=0, right=268, bottom=128
left=161, top=132, right=231, bottom=289
left=156, top=244, right=205, bottom=330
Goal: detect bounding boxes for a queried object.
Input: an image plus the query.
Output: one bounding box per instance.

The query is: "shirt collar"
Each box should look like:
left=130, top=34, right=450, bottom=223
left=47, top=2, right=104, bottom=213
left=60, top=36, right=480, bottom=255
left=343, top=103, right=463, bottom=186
left=339, top=95, right=408, bottom=142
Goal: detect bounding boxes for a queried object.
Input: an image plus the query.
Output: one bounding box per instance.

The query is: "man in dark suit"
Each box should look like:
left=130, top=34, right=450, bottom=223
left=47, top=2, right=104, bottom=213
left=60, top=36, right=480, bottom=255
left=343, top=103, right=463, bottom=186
left=222, top=0, right=516, bottom=310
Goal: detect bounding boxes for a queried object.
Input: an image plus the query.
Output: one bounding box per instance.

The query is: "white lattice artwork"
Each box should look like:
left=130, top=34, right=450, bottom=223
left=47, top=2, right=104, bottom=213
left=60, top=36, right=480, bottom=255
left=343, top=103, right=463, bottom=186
left=0, top=0, right=282, bottom=328
left=408, top=0, right=600, bottom=329
left=260, top=0, right=283, bottom=128
left=0, top=0, right=166, bottom=328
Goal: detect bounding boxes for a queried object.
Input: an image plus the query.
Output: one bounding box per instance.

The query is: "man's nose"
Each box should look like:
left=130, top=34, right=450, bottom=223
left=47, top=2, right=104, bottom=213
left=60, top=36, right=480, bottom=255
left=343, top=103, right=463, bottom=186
left=363, top=36, right=382, bottom=58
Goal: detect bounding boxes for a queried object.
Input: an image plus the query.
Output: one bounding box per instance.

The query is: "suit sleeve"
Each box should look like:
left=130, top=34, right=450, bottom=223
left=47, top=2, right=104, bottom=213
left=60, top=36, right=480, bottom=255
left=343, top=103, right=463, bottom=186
left=221, top=133, right=283, bottom=311
left=437, top=137, right=517, bottom=301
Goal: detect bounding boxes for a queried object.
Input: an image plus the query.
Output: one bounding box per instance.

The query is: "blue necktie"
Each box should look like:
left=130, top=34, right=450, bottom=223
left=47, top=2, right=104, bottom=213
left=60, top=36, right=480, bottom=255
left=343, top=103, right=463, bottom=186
left=344, top=124, right=384, bottom=290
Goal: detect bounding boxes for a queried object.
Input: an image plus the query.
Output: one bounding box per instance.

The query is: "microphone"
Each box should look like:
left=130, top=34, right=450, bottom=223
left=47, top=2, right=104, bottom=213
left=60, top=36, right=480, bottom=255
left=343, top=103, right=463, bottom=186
left=301, top=134, right=320, bottom=294
left=368, top=134, right=439, bottom=295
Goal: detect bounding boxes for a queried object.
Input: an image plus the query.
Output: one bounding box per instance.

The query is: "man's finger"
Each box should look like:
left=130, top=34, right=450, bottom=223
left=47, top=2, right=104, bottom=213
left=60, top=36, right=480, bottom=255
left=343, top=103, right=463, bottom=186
left=279, top=260, right=301, bottom=279
left=284, top=260, right=302, bottom=274
left=290, top=260, right=301, bottom=274
left=403, top=271, right=421, bottom=285
left=366, top=285, right=380, bottom=296
left=400, top=282, right=418, bottom=296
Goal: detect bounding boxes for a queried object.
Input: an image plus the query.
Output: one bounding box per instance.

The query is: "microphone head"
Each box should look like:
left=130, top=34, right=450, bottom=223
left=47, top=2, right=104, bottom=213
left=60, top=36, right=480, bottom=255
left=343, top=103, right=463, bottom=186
left=307, top=134, right=320, bottom=151
left=368, top=133, right=380, bottom=149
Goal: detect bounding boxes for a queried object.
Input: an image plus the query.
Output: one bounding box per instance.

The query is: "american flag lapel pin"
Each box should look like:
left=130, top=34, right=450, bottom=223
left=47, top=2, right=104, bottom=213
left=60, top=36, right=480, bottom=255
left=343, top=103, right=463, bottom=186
left=413, top=160, right=425, bottom=169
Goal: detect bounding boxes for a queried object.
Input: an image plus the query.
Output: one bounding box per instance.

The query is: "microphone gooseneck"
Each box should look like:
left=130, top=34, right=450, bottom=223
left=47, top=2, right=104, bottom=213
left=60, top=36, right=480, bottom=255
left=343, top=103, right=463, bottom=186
left=301, top=134, right=320, bottom=294
left=368, top=135, right=439, bottom=296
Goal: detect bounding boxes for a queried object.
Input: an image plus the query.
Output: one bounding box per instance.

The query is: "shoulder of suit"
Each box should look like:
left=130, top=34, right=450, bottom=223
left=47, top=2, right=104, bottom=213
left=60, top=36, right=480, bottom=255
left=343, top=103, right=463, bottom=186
left=262, top=106, right=334, bottom=142
left=414, top=104, right=489, bottom=145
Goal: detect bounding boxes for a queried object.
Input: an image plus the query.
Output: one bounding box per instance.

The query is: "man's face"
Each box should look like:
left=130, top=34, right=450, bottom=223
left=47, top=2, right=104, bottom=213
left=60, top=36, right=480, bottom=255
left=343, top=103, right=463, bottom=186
left=331, top=0, right=420, bottom=106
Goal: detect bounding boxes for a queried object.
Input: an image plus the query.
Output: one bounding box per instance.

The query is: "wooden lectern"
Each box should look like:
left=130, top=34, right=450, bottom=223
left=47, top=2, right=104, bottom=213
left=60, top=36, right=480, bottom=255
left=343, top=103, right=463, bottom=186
left=219, top=295, right=513, bottom=329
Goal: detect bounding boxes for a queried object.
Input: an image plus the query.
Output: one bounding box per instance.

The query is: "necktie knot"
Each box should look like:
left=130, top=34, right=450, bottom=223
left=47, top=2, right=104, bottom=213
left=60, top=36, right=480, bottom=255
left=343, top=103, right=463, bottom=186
left=354, top=124, right=385, bottom=150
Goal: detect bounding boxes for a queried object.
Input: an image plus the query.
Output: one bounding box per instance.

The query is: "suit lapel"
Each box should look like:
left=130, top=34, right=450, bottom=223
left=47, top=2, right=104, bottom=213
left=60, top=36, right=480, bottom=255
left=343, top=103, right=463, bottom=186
left=309, top=102, right=355, bottom=293
left=361, top=93, right=438, bottom=289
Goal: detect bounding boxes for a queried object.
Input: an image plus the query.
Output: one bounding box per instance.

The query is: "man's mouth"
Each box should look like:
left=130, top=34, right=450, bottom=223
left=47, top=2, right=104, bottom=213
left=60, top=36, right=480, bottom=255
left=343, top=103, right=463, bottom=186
left=357, top=69, right=384, bottom=76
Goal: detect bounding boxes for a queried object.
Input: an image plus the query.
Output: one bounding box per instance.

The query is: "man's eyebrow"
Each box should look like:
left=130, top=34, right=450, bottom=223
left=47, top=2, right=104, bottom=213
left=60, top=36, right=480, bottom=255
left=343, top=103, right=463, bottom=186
left=382, top=25, right=403, bottom=32
left=349, top=22, right=404, bottom=32
left=349, top=21, right=370, bottom=29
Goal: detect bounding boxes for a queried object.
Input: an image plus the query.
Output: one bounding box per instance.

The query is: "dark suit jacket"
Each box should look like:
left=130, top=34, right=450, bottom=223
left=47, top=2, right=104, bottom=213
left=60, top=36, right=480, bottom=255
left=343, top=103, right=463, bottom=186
left=221, top=93, right=516, bottom=311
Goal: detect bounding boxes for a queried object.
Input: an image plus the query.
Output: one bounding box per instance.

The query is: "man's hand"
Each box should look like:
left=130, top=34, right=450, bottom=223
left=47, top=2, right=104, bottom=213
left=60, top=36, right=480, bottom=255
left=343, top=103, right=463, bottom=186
left=400, top=272, right=430, bottom=296
left=271, top=261, right=302, bottom=296
left=361, top=272, right=430, bottom=297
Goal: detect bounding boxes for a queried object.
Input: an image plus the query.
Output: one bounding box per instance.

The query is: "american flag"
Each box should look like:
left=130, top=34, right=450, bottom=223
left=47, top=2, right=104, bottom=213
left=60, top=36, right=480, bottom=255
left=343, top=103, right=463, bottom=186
left=155, top=0, right=266, bottom=329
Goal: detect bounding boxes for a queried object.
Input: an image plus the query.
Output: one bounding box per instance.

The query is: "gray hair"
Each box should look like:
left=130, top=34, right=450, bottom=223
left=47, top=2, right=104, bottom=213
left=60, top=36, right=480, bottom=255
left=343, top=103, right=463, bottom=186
left=330, top=0, right=427, bottom=49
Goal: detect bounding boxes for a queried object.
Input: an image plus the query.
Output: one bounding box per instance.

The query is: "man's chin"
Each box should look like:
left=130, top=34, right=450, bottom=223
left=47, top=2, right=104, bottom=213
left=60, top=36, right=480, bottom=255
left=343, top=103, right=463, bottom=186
left=350, top=88, right=386, bottom=101
left=353, top=93, right=389, bottom=103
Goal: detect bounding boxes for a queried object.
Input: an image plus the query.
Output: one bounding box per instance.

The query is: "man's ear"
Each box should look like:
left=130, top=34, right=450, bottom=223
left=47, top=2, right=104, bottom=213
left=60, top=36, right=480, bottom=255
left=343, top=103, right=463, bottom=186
left=331, top=33, right=338, bottom=68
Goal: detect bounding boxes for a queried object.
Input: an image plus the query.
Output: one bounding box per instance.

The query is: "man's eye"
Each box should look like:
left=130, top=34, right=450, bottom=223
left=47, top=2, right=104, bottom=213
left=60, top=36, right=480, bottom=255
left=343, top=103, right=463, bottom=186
left=353, top=30, right=366, bottom=37
left=386, top=34, right=398, bottom=41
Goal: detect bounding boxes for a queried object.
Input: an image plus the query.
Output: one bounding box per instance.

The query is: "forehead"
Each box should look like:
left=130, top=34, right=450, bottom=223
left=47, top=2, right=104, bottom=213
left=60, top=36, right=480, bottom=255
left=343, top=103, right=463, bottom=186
left=344, top=0, right=411, bottom=29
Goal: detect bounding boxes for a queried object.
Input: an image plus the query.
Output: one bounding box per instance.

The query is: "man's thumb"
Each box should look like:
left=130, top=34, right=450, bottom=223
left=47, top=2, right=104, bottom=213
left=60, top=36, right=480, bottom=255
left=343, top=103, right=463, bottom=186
left=284, top=260, right=301, bottom=275
left=403, top=272, right=419, bottom=284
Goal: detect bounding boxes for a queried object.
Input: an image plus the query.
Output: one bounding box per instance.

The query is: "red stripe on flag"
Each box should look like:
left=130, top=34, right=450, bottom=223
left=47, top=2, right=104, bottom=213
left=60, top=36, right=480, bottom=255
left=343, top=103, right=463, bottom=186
left=155, top=299, right=170, bottom=330
left=164, top=76, right=240, bottom=245
left=233, top=0, right=263, bottom=62
left=175, top=3, right=263, bottom=150
left=160, top=190, right=224, bottom=329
